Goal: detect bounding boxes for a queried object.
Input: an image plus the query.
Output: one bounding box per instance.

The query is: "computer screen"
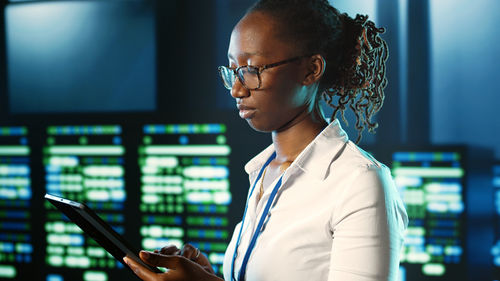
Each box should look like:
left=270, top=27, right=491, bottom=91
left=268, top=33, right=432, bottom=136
left=0, top=120, right=238, bottom=280
left=138, top=123, right=231, bottom=274
left=391, top=150, right=466, bottom=281
left=43, top=125, right=127, bottom=280
left=5, top=1, right=156, bottom=113
left=0, top=126, right=32, bottom=280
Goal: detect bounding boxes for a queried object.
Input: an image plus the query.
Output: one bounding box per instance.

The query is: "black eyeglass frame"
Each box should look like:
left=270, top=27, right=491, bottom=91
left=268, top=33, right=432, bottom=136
left=218, top=54, right=312, bottom=90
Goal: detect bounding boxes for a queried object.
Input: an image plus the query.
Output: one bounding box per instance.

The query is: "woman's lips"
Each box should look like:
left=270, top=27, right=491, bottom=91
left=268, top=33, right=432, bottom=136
left=237, top=104, right=256, bottom=119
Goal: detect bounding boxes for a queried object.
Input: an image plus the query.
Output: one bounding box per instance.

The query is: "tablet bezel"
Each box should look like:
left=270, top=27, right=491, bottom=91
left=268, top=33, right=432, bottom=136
left=44, top=193, right=163, bottom=274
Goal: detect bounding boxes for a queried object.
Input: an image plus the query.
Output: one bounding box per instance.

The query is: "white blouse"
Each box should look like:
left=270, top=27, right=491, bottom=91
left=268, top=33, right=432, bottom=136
left=222, top=119, right=408, bottom=281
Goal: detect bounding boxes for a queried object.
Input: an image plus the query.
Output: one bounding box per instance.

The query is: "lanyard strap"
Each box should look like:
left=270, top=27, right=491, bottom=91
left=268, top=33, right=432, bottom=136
left=231, top=152, right=285, bottom=281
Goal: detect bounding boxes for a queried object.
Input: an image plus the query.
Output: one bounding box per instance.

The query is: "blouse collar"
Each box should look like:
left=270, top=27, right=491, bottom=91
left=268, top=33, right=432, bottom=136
left=244, top=118, right=349, bottom=181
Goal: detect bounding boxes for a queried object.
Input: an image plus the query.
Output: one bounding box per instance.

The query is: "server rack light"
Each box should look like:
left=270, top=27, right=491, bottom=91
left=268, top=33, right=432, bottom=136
left=0, top=126, right=31, bottom=280
left=43, top=125, right=126, bottom=281
left=393, top=151, right=465, bottom=280
left=139, top=123, right=231, bottom=275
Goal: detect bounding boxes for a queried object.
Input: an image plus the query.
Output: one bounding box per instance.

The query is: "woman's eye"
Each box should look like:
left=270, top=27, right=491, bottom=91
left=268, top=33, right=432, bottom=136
left=246, top=66, right=259, bottom=74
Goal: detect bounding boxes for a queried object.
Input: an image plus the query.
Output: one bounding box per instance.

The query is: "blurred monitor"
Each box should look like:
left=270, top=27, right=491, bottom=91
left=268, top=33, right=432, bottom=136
left=0, top=126, right=32, bottom=280
left=32, top=121, right=233, bottom=280
left=5, top=0, right=156, bottom=113
left=389, top=149, right=466, bottom=281
left=43, top=125, right=128, bottom=281
left=138, top=123, right=232, bottom=275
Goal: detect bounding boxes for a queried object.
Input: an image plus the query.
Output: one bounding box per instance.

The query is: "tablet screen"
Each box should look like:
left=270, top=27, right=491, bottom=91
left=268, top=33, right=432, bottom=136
left=44, top=193, right=162, bottom=274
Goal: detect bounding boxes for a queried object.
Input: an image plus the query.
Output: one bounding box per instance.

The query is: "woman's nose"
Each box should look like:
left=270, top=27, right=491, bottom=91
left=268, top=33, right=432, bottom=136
left=230, top=78, right=250, bottom=99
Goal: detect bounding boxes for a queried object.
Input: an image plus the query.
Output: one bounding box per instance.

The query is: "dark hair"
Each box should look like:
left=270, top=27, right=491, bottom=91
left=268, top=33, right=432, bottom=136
left=247, top=0, right=388, bottom=143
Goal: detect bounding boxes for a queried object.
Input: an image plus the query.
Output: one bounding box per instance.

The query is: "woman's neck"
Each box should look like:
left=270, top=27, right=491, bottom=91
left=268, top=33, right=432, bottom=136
left=271, top=109, right=327, bottom=164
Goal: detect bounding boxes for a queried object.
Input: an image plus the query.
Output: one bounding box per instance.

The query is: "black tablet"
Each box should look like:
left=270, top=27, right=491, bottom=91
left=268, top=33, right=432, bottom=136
left=45, top=193, right=162, bottom=274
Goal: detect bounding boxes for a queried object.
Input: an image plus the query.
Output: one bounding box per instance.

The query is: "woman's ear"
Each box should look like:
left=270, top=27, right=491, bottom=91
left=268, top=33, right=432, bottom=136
left=302, top=54, right=326, bottom=86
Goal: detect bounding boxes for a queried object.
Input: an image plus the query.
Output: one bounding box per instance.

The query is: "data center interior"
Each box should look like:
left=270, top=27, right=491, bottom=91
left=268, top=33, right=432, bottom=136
left=0, top=0, right=499, bottom=280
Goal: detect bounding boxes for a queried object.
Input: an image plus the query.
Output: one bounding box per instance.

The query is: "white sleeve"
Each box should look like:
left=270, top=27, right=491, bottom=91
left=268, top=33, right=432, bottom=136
left=327, top=165, right=408, bottom=281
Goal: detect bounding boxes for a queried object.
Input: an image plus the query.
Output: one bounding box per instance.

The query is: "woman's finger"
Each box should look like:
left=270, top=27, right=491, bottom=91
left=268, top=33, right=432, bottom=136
left=123, top=256, right=157, bottom=281
left=180, top=243, right=198, bottom=260
left=140, top=251, right=181, bottom=268
left=159, top=245, right=181, bottom=255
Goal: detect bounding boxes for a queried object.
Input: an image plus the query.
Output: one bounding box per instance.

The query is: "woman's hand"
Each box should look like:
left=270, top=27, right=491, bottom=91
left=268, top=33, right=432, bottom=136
left=123, top=251, right=223, bottom=281
left=154, top=244, right=215, bottom=275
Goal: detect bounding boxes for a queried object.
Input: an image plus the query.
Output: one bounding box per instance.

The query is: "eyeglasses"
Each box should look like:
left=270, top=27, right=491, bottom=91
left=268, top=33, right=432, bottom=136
left=218, top=55, right=310, bottom=90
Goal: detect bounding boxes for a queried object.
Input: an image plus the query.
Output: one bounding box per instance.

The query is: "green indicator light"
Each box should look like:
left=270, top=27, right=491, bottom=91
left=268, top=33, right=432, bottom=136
left=193, top=124, right=201, bottom=132
left=47, top=146, right=124, bottom=155
left=393, top=167, right=464, bottom=178
left=20, top=127, right=28, bottom=135
left=138, top=147, right=146, bottom=155
left=0, top=265, right=16, bottom=278
left=1, top=128, right=8, bottom=135
left=79, top=136, right=88, bottom=145
left=179, top=125, right=190, bottom=133
left=0, top=146, right=30, bottom=156
left=216, top=135, right=226, bottom=144
left=166, top=125, right=175, bottom=134
left=217, top=157, right=229, bottom=165
left=158, top=204, right=165, bottom=213
left=422, top=263, right=445, bottom=276
left=220, top=124, right=227, bottom=133
left=197, top=242, right=228, bottom=252
left=144, top=145, right=230, bottom=156
left=47, top=126, right=57, bottom=135
left=435, top=153, right=443, bottom=161
left=143, top=136, right=153, bottom=145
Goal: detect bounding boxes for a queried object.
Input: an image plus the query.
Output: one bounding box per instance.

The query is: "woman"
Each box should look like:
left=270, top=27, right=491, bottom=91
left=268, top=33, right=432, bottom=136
left=124, top=0, right=408, bottom=280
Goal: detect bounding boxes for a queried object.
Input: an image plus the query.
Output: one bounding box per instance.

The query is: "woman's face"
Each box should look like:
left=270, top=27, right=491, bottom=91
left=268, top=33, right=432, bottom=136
left=227, top=12, right=315, bottom=132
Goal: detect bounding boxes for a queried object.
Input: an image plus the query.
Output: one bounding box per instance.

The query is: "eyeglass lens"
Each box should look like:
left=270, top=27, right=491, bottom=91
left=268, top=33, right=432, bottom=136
left=219, top=66, right=235, bottom=90
left=219, top=66, right=260, bottom=90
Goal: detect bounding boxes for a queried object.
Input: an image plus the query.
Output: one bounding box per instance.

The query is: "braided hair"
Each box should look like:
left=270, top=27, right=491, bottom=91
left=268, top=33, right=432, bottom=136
left=247, top=0, right=388, bottom=143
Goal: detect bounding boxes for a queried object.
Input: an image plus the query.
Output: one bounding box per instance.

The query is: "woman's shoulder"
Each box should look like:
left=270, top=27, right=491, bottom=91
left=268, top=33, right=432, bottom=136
left=328, top=141, right=408, bottom=229
left=331, top=140, right=388, bottom=175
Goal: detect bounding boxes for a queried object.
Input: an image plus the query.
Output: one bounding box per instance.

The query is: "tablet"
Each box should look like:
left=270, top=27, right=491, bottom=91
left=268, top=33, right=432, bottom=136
left=45, top=193, right=163, bottom=274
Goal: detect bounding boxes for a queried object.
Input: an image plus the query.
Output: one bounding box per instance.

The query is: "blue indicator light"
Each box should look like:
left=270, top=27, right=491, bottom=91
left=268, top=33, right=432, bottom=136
left=46, top=274, right=64, bottom=281
left=179, top=135, right=189, bottom=145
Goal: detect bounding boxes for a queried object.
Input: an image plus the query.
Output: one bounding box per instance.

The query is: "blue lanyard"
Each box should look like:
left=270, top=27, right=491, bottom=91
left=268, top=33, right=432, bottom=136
left=231, top=152, right=285, bottom=281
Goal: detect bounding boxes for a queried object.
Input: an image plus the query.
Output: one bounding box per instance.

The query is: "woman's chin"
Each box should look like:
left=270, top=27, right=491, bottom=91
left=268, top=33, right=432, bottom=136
left=246, top=119, right=274, bottom=133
